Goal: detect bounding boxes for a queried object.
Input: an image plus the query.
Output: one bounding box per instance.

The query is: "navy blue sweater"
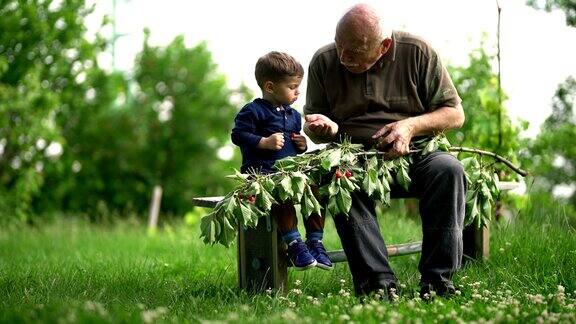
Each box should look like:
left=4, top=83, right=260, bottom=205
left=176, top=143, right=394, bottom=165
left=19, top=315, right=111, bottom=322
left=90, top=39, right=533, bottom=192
left=231, top=98, right=305, bottom=173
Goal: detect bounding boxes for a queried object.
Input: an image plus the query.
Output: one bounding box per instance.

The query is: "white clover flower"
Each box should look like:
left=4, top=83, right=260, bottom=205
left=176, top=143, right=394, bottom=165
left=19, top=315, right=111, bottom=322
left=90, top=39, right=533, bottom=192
left=339, top=314, right=351, bottom=322
left=291, top=288, right=303, bottom=296
left=339, top=289, right=351, bottom=298
left=294, top=279, right=302, bottom=287
left=351, top=305, right=363, bottom=315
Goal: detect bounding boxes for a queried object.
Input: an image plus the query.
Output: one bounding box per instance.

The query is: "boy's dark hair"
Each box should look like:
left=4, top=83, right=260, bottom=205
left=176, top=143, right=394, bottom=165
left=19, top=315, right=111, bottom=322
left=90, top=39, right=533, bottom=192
left=255, top=51, right=304, bottom=89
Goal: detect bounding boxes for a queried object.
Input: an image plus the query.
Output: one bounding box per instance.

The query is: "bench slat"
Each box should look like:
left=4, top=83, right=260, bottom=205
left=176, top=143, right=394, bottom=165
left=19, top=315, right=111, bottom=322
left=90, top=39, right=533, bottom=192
left=327, top=241, right=421, bottom=263
left=191, top=196, right=224, bottom=208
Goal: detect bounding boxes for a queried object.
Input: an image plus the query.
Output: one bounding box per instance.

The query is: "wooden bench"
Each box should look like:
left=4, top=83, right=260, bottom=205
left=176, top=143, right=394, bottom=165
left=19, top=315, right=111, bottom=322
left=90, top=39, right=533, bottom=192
left=192, top=181, right=519, bottom=293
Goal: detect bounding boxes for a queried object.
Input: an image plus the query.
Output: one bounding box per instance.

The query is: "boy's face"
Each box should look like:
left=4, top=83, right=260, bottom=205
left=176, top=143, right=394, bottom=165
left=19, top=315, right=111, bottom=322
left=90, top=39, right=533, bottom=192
left=268, top=76, right=302, bottom=106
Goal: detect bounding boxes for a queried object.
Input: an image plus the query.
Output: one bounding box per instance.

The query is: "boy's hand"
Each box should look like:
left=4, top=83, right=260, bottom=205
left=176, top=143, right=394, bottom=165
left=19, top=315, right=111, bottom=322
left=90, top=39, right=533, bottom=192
left=258, top=132, right=285, bottom=150
left=291, top=133, right=307, bottom=151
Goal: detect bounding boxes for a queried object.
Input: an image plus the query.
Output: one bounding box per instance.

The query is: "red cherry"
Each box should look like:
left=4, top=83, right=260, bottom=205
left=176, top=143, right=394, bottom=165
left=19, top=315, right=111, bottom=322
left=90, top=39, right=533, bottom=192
left=335, top=170, right=343, bottom=179
left=247, top=196, right=256, bottom=204
left=345, top=170, right=352, bottom=178
left=290, top=133, right=297, bottom=139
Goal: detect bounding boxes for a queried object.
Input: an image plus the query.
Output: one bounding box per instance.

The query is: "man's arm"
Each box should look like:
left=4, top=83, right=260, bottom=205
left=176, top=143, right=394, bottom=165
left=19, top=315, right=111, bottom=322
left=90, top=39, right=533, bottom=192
left=406, top=104, right=465, bottom=136
left=372, top=104, right=464, bottom=158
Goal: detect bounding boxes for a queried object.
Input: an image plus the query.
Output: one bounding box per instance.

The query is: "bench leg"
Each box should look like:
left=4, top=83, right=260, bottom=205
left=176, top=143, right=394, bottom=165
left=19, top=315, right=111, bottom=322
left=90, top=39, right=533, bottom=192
left=237, top=215, right=288, bottom=293
left=463, top=223, right=490, bottom=261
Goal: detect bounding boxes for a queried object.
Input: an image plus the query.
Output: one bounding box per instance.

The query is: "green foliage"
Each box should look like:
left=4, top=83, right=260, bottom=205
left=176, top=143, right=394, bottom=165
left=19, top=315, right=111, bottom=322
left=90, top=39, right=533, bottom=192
left=0, top=0, right=106, bottom=220
left=523, top=77, right=576, bottom=206
left=447, top=46, right=526, bottom=181
left=527, top=0, right=576, bottom=27
left=201, top=136, right=505, bottom=247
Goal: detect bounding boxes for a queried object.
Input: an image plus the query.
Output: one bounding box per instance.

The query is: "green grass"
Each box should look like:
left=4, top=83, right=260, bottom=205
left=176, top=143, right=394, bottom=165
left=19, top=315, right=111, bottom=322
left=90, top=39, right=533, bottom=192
left=1, top=198, right=575, bottom=323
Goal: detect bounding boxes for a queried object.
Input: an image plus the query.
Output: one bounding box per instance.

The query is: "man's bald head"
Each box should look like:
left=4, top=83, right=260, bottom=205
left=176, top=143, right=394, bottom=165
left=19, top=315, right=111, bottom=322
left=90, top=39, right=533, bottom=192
left=336, top=4, right=389, bottom=48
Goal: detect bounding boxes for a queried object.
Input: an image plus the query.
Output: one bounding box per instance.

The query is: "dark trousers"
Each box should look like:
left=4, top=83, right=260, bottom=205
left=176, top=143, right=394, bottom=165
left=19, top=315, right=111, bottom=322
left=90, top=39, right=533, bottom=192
left=332, top=151, right=466, bottom=295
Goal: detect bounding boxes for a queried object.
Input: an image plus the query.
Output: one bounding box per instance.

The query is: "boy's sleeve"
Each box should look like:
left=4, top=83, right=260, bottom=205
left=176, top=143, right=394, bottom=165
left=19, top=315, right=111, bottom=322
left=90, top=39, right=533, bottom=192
left=231, top=106, right=262, bottom=148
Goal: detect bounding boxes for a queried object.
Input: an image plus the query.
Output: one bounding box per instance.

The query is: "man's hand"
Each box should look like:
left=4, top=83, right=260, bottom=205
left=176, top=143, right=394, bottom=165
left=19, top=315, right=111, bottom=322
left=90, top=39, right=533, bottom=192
left=258, top=132, right=285, bottom=150
left=371, top=118, right=416, bottom=159
left=291, top=133, right=307, bottom=151
left=304, top=114, right=338, bottom=143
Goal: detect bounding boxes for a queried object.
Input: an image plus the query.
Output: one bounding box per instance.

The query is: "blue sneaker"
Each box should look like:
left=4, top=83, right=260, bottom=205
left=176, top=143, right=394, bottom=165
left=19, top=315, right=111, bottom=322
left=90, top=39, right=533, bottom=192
left=287, top=239, right=317, bottom=270
left=306, top=240, right=333, bottom=270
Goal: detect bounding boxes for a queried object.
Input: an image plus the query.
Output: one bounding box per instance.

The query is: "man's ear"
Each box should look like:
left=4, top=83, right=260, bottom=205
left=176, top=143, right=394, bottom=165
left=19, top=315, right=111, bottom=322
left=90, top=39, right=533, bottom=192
left=380, top=38, right=392, bottom=55
left=263, top=80, right=275, bottom=94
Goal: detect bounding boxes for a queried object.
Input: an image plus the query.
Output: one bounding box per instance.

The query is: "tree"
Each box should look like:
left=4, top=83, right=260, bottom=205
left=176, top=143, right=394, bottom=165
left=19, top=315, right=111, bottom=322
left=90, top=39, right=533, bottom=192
left=447, top=46, right=526, bottom=179
left=0, top=0, right=108, bottom=220
left=522, top=77, right=576, bottom=206
left=527, top=0, right=576, bottom=27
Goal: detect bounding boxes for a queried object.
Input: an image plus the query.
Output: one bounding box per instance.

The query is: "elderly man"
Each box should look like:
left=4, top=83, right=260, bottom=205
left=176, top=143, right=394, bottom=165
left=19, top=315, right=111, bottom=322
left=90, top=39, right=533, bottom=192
left=303, top=4, right=466, bottom=298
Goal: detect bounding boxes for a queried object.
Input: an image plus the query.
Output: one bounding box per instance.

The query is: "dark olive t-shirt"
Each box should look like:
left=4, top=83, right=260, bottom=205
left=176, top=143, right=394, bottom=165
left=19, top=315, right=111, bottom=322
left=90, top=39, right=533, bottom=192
left=304, top=30, right=461, bottom=146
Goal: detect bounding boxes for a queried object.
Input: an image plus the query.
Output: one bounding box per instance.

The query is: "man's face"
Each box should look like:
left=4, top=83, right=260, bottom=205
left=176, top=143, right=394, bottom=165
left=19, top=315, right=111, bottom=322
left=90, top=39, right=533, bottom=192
left=271, top=76, right=302, bottom=105
left=335, top=34, right=385, bottom=73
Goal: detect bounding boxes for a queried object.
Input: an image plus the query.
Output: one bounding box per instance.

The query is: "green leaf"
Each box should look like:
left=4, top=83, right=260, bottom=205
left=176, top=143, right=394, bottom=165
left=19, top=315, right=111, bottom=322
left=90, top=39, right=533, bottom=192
left=235, top=202, right=253, bottom=226
left=363, top=169, right=378, bottom=197
left=212, top=218, right=221, bottom=238
left=465, top=193, right=479, bottom=227
left=327, top=149, right=342, bottom=168
left=278, top=175, right=294, bottom=201
left=336, top=189, right=352, bottom=215
left=438, top=136, right=451, bottom=151
left=219, top=216, right=236, bottom=247
left=325, top=197, right=339, bottom=218
left=481, top=197, right=492, bottom=224
left=422, top=138, right=439, bottom=155
left=263, top=177, right=275, bottom=192
left=223, top=196, right=237, bottom=215
left=480, top=182, right=492, bottom=201
left=200, top=214, right=215, bottom=244
left=291, top=172, right=307, bottom=201
left=256, top=190, right=275, bottom=211
left=396, top=166, right=411, bottom=192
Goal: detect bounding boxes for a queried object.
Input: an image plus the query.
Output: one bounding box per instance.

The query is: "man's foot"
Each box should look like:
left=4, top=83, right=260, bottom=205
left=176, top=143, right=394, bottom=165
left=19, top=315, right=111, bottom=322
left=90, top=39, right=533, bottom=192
left=287, top=239, right=317, bottom=270
left=358, top=281, right=399, bottom=303
left=419, top=282, right=458, bottom=301
left=306, top=239, right=333, bottom=270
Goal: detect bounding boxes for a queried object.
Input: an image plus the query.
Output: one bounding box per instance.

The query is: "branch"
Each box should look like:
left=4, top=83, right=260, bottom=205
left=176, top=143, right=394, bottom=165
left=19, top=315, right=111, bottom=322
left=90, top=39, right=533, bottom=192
left=360, top=147, right=528, bottom=177
left=448, top=146, right=528, bottom=177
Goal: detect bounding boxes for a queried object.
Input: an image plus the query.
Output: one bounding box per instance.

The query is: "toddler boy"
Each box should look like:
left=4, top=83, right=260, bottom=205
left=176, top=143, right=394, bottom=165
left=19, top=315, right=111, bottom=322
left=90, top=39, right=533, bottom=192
left=231, top=51, right=332, bottom=270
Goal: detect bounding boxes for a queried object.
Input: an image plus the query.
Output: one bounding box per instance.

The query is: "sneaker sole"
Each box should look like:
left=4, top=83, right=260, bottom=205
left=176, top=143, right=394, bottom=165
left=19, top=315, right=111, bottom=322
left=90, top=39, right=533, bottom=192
left=293, top=260, right=317, bottom=271
left=315, top=263, right=333, bottom=271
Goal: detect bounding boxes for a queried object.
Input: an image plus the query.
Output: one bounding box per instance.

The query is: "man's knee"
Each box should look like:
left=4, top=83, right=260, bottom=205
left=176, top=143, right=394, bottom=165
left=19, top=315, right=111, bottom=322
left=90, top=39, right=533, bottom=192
left=430, top=153, right=465, bottom=180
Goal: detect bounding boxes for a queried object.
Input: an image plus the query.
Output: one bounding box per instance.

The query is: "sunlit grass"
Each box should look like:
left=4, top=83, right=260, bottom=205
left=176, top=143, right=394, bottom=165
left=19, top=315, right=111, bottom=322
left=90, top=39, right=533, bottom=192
left=1, top=198, right=575, bottom=323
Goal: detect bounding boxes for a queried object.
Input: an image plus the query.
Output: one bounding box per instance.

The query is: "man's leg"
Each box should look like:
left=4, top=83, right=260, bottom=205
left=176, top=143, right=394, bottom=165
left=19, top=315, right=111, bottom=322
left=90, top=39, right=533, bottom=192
left=409, top=151, right=466, bottom=291
left=332, top=190, right=397, bottom=296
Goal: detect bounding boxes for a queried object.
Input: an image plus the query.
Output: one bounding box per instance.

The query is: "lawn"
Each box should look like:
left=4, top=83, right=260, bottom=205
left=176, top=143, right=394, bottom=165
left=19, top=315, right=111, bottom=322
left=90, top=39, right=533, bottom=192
left=1, top=197, right=575, bottom=323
